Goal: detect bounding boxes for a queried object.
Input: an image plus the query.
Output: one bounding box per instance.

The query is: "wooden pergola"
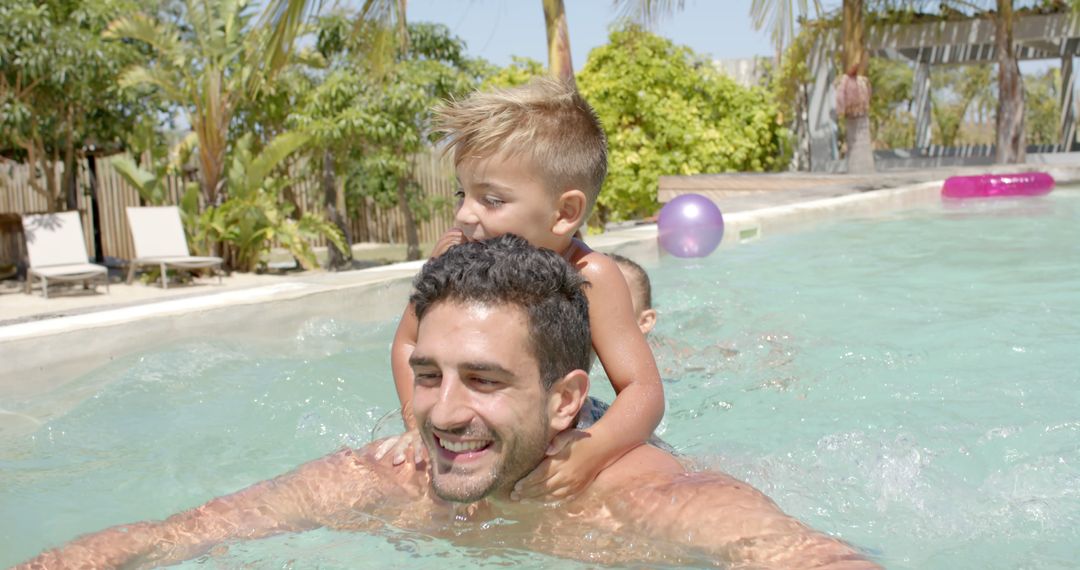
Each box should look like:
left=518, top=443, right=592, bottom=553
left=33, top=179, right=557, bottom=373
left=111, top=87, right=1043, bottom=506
left=801, top=11, right=1080, bottom=172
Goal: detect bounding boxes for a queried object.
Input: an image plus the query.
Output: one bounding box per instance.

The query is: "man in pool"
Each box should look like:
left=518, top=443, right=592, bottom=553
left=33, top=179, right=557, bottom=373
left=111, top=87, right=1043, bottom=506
left=16, top=235, right=880, bottom=570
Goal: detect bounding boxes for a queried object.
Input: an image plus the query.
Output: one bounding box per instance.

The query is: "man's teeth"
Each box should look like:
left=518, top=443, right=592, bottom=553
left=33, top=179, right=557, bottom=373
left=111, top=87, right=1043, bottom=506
left=440, top=439, right=488, bottom=453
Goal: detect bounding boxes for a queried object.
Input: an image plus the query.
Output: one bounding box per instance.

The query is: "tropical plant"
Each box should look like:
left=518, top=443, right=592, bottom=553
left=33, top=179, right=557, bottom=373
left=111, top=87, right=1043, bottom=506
left=110, top=154, right=199, bottom=209
left=578, top=26, right=787, bottom=224
left=291, top=19, right=483, bottom=261
left=1024, top=67, right=1062, bottom=147
left=103, top=0, right=281, bottom=208
left=196, top=132, right=346, bottom=272
left=868, top=58, right=915, bottom=149
left=755, top=0, right=1065, bottom=166
left=752, top=0, right=874, bottom=173
left=930, top=64, right=994, bottom=147
left=542, top=0, right=575, bottom=83
left=1, top=0, right=160, bottom=210
left=481, top=56, right=546, bottom=90
left=751, top=0, right=824, bottom=66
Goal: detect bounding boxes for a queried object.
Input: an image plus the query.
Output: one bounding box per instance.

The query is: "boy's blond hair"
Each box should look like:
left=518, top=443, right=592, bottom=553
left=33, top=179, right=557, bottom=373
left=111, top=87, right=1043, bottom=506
left=433, top=77, right=608, bottom=215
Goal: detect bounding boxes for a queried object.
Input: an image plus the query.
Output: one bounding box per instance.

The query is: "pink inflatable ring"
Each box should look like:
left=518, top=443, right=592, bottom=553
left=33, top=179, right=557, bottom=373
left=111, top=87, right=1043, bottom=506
left=942, top=172, right=1055, bottom=199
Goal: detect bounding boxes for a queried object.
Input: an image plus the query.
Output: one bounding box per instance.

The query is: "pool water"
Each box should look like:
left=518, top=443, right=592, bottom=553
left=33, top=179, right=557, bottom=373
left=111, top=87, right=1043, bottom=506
left=2, top=190, right=1078, bottom=568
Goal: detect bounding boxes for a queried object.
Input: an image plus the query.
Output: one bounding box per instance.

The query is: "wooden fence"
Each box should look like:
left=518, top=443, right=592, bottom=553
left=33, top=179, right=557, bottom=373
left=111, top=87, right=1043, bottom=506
left=0, top=151, right=458, bottom=264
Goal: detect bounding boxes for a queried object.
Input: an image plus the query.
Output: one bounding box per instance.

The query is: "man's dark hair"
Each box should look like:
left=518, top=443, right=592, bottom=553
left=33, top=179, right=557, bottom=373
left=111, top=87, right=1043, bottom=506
left=410, top=234, right=591, bottom=389
left=608, top=253, right=652, bottom=311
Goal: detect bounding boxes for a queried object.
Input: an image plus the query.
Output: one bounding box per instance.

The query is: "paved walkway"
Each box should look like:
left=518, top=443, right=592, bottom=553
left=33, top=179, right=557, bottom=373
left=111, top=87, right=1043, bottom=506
left=0, top=244, right=417, bottom=325
left=658, top=165, right=1061, bottom=214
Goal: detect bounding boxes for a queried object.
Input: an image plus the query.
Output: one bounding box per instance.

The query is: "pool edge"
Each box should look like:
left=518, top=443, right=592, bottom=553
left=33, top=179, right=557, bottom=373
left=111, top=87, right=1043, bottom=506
left=5, top=168, right=1080, bottom=403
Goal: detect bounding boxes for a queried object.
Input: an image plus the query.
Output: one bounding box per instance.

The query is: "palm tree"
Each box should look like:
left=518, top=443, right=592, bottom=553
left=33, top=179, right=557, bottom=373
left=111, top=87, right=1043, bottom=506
left=543, top=0, right=575, bottom=84
left=105, top=1, right=272, bottom=208
left=837, top=0, right=875, bottom=173
left=264, top=0, right=407, bottom=268
left=545, top=1, right=691, bottom=83
left=752, top=0, right=875, bottom=173
left=751, top=0, right=823, bottom=67
left=994, top=0, right=1025, bottom=163
left=753, top=0, right=1035, bottom=167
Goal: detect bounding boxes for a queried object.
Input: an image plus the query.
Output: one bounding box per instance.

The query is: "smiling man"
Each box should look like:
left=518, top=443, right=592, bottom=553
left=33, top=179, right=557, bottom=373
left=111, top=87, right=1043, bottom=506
left=16, top=235, right=879, bottom=570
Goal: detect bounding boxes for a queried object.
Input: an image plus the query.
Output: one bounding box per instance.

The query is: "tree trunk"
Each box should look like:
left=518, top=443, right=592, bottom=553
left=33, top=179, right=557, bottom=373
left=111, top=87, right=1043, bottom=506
left=322, top=149, right=353, bottom=271
left=20, top=139, right=52, bottom=208
left=841, top=0, right=874, bottom=174
left=47, top=148, right=62, bottom=211
left=543, top=0, right=575, bottom=86
left=995, top=0, right=1025, bottom=164
left=396, top=171, right=421, bottom=261
left=62, top=113, right=78, bottom=211
left=844, top=115, right=875, bottom=173
left=193, top=76, right=231, bottom=207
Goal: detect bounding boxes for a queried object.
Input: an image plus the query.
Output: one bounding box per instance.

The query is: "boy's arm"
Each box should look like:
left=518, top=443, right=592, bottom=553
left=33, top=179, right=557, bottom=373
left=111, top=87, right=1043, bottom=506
left=390, top=303, right=420, bottom=430
left=390, top=228, right=466, bottom=431
left=515, top=253, right=664, bottom=499
left=15, top=447, right=401, bottom=570
left=577, top=252, right=665, bottom=450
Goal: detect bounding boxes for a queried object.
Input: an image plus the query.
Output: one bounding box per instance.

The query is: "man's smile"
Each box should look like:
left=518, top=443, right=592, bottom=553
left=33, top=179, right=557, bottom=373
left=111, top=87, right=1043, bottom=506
left=433, top=433, right=494, bottom=460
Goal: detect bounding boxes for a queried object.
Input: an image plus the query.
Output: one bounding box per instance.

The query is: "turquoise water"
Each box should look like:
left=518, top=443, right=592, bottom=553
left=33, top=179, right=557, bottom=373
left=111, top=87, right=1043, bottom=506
left=2, top=190, right=1079, bottom=568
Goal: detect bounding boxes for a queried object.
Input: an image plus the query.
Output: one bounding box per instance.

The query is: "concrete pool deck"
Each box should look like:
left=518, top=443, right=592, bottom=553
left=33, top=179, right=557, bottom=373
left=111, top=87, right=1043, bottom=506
left=4, top=163, right=1080, bottom=433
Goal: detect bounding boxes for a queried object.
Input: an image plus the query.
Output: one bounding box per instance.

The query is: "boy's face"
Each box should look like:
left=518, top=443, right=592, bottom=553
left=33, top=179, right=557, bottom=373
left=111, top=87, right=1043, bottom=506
left=454, top=153, right=565, bottom=251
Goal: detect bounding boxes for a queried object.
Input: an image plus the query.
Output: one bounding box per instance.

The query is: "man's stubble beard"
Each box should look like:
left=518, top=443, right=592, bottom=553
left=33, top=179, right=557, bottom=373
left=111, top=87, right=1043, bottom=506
left=427, top=409, right=550, bottom=503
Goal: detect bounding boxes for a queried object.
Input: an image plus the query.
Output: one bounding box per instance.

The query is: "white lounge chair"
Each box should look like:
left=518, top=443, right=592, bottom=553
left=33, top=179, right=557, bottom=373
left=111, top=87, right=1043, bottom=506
left=126, top=206, right=223, bottom=289
left=22, top=211, right=110, bottom=298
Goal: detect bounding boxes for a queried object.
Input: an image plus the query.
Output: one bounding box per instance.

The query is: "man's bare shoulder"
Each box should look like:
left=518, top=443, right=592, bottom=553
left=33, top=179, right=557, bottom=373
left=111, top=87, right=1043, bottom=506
left=588, top=448, right=880, bottom=569
left=591, top=443, right=686, bottom=488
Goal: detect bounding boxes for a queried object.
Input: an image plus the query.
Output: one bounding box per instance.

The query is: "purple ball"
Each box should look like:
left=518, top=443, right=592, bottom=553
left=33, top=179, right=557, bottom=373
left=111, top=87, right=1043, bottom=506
left=657, top=194, right=725, bottom=258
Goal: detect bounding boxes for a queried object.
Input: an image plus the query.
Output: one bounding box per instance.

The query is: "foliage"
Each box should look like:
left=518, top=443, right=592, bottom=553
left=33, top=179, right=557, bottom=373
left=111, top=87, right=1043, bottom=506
left=930, top=65, right=994, bottom=146
left=750, top=0, right=825, bottom=63
left=866, top=58, right=914, bottom=148
left=481, top=57, right=545, bottom=90
left=110, top=154, right=199, bottom=208
left=772, top=23, right=821, bottom=127
left=104, top=0, right=301, bottom=207
left=195, top=133, right=345, bottom=272
left=1025, top=67, right=1061, bottom=146
left=577, top=26, right=788, bottom=223
left=0, top=0, right=161, bottom=209
left=290, top=18, right=484, bottom=258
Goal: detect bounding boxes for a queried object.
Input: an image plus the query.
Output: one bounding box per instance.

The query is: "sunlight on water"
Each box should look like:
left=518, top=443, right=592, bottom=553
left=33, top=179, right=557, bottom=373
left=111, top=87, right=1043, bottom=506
left=1, top=190, right=1078, bottom=568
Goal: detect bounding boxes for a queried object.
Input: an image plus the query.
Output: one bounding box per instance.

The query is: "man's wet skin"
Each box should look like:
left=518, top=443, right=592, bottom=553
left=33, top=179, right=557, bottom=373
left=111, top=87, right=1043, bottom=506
left=15, top=236, right=877, bottom=570
left=304, top=446, right=743, bottom=567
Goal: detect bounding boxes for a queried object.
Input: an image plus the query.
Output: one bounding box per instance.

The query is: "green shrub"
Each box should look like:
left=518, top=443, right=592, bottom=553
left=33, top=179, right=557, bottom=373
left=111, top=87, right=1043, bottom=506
left=578, top=26, right=788, bottom=224
left=196, top=133, right=346, bottom=272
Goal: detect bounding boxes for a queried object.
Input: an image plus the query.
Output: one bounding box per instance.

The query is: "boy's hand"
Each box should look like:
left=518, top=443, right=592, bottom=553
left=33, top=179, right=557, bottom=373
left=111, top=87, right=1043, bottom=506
left=373, top=428, right=426, bottom=466
left=510, top=429, right=599, bottom=502
left=431, top=228, right=469, bottom=258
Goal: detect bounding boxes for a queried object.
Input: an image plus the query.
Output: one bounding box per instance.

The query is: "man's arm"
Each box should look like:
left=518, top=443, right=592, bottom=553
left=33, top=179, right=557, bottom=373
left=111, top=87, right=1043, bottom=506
left=612, top=462, right=881, bottom=570
left=15, top=447, right=402, bottom=570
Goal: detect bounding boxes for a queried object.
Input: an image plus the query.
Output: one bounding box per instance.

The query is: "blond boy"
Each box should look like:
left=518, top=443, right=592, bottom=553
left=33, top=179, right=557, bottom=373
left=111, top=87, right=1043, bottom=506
left=386, top=78, right=664, bottom=501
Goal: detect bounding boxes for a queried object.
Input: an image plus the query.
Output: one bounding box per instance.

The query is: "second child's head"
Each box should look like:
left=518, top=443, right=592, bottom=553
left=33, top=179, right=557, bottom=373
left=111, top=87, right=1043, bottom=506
left=609, top=254, right=657, bottom=335
left=434, top=77, right=607, bottom=252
